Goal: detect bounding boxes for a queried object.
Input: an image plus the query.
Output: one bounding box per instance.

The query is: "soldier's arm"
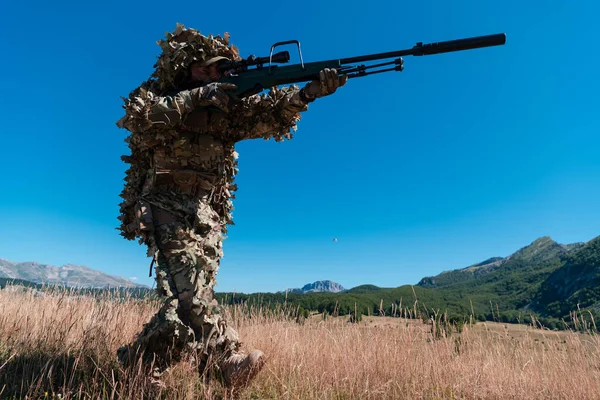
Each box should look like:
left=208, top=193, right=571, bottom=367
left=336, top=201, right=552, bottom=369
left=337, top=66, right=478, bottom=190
left=233, top=86, right=309, bottom=142
left=117, top=83, right=236, bottom=133
left=235, top=68, right=347, bottom=142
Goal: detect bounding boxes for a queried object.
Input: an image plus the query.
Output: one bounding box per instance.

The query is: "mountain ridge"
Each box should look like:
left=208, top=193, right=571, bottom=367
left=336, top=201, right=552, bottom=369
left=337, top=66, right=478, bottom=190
left=284, top=280, right=345, bottom=294
left=0, top=258, right=146, bottom=288
left=417, top=236, right=583, bottom=289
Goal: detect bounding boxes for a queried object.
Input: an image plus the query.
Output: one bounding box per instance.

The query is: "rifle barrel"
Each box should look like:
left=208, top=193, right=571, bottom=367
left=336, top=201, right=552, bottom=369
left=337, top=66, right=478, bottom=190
left=340, top=33, right=506, bottom=64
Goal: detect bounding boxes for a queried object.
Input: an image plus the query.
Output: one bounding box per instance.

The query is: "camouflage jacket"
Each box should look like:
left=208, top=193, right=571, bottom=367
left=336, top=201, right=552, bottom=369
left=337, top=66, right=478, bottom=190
left=116, top=84, right=309, bottom=244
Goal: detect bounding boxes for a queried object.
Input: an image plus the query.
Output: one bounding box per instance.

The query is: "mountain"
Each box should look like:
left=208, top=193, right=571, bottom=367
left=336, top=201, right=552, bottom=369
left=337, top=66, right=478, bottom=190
left=418, top=256, right=506, bottom=288
left=0, top=258, right=146, bottom=288
left=412, top=236, right=597, bottom=322
left=417, top=237, right=583, bottom=289
left=285, top=280, right=346, bottom=294
left=531, top=236, right=600, bottom=317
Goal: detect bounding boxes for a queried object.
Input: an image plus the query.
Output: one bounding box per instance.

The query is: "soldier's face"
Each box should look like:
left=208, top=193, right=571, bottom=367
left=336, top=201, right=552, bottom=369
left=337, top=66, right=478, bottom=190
left=190, top=64, right=222, bottom=83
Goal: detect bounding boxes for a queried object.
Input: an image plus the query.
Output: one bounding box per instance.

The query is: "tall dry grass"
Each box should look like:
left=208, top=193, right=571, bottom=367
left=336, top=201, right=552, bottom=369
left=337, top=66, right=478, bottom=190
left=1, top=284, right=600, bottom=399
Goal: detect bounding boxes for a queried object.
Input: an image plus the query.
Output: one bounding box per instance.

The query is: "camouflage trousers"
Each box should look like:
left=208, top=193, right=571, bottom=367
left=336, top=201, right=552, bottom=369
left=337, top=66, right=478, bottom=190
left=118, top=195, right=241, bottom=372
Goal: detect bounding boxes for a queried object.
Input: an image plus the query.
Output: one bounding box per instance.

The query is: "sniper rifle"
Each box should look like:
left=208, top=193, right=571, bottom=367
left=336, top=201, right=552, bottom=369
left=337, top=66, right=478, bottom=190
left=214, top=33, right=507, bottom=99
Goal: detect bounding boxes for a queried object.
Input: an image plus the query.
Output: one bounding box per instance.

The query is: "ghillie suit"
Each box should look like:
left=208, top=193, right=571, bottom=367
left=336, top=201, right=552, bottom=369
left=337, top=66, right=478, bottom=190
left=115, top=23, right=345, bottom=389
left=115, top=23, right=304, bottom=388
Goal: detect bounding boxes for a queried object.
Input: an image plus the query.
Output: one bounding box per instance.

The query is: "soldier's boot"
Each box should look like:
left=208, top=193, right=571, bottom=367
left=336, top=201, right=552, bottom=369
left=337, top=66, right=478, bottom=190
left=220, top=350, right=265, bottom=391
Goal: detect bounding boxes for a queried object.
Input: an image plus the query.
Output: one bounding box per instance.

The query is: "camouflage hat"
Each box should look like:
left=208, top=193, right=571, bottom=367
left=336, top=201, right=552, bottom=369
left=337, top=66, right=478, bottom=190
left=151, top=23, right=241, bottom=91
left=201, top=56, right=230, bottom=66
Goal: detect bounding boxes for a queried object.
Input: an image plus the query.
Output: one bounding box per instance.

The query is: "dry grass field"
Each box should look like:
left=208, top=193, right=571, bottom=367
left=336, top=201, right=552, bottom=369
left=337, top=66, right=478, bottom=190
left=1, top=285, right=599, bottom=399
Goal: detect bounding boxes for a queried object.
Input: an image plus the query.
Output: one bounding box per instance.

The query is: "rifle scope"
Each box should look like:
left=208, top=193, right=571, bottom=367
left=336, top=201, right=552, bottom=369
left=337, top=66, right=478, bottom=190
left=221, top=51, right=290, bottom=72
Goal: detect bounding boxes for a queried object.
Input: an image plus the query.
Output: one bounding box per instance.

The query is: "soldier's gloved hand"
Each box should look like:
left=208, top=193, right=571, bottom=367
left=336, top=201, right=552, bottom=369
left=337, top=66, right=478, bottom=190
left=302, top=68, right=348, bottom=101
left=190, top=82, right=238, bottom=112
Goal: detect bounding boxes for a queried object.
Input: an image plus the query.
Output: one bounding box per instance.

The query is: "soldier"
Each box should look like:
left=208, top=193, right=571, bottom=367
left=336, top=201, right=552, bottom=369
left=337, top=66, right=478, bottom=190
left=115, top=24, right=346, bottom=391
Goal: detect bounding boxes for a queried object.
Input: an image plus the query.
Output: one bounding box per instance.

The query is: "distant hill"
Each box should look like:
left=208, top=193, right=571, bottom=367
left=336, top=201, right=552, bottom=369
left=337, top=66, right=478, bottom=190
left=346, top=284, right=382, bottom=293
left=285, top=280, right=345, bottom=294
left=531, top=236, right=600, bottom=317
left=417, top=256, right=506, bottom=288
left=417, top=237, right=584, bottom=289
left=411, top=236, right=597, bottom=324
left=0, top=258, right=146, bottom=288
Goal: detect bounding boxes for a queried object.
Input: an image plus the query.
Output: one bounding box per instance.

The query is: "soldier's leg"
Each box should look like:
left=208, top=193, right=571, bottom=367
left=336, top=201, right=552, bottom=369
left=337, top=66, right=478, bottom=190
left=158, top=202, right=241, bottom=364
left=116, top=254, right=194, bottom=368
left=187, top=201, right=266, bottom=388
left=156, top=202, right=265, bottom=387
left=117, top=205, right=235, bottom=370
left=119, top=203, right=264, bottom=388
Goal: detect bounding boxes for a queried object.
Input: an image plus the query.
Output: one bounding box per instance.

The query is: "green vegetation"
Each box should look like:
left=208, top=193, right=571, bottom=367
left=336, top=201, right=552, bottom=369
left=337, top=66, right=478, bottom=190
left=0, top=277, right=42, bottom=289
left=533, top=236, right=600, bottom=320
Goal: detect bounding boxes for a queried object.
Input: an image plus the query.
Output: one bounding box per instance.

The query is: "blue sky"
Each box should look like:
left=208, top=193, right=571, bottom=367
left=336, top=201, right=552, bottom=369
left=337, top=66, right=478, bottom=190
left=0, top=1, right=598, bottom=293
